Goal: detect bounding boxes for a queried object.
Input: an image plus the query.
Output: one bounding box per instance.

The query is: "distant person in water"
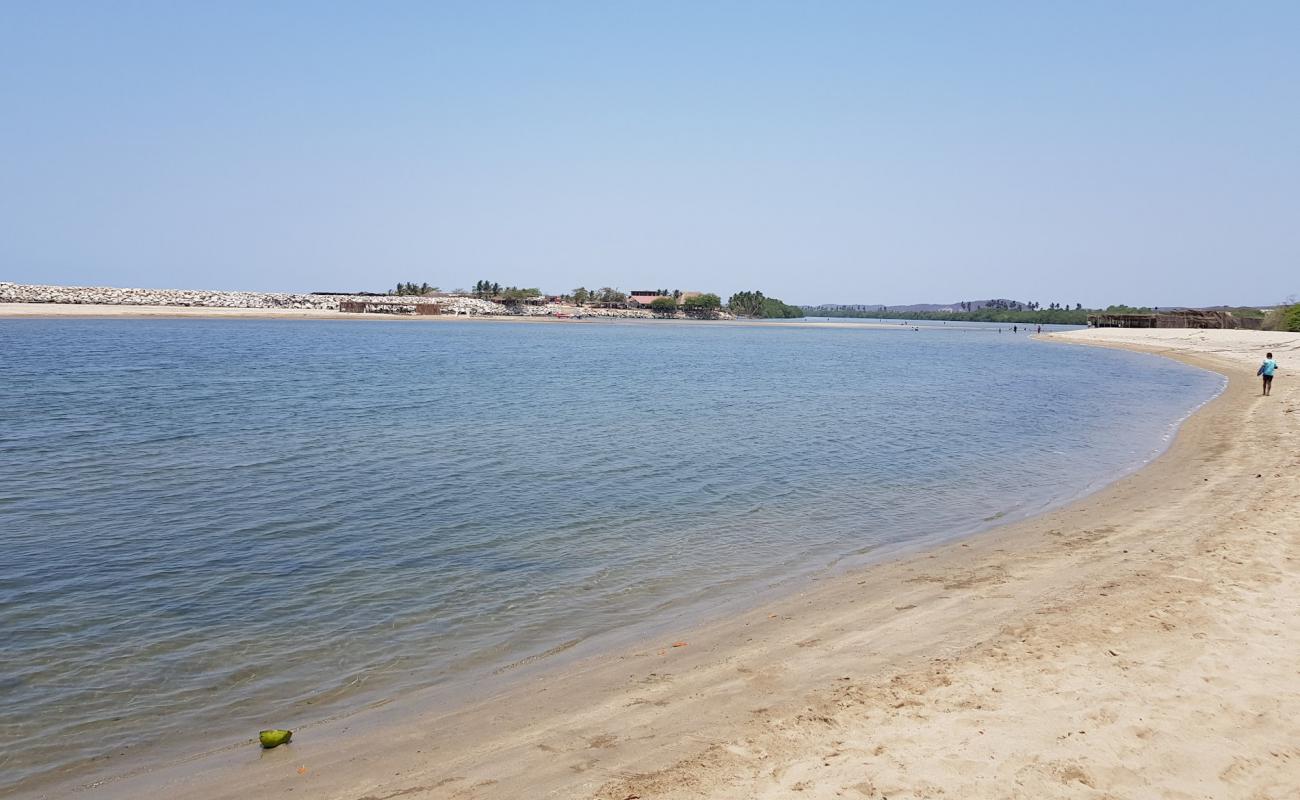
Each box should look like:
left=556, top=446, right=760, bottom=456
left=1037, top=324, right=1042, bottom=334
left=1258, top=352, right=1277, bottom=396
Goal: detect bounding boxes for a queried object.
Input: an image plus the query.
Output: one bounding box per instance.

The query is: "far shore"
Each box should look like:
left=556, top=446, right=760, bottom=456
left=0, top=301, right=926, bottom=330
left=0, top=301, right=1080, bottom=332
left=24, top=327, right=1298, bottom=800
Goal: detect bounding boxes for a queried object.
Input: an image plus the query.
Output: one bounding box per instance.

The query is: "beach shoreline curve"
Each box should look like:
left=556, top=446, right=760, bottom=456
left=19, top=328, right=1300, bottom=800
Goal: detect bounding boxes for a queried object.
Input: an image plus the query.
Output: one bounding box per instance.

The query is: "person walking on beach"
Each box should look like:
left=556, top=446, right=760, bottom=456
left=1258, top=352, right=1277, bottom=396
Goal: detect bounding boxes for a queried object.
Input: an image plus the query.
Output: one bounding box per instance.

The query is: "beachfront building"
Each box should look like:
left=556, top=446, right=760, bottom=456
left=626, top=290, right=671, bottom=308
left=625, top=290, right=705, bottom=310
left=339, top=299, right=441, bottom=315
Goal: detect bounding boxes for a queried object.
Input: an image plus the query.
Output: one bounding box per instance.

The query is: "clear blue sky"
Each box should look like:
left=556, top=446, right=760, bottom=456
left=2, top=1, right=1296, bottom=307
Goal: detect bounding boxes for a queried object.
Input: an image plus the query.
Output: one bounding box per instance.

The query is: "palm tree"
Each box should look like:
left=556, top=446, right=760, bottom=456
left=727, top=290, right=767, bottom=317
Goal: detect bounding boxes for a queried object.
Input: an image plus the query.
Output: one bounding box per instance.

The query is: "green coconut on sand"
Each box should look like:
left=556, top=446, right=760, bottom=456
left=258, top=729, right=292, bottom=749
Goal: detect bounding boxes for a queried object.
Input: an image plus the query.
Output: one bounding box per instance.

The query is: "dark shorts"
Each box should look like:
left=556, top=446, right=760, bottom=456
left=1263, top=375, right=1273, bottom=385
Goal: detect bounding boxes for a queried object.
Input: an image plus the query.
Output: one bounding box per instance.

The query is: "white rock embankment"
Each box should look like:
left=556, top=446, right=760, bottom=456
left=1, top=281, right=350, bottom=309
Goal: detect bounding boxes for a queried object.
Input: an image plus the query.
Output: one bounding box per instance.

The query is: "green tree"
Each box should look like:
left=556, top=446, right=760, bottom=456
left=649, top=296, right=679, bottom=312
left=1287, top=304, right=1300, bottom=332
left=760, top=297, right=804, bottom=318
left=596, top=287, right=627, bottom=304
left=683, top=293, right=723, bottom=316
left=727, top=290, right=766, bottom=316
left=728, top=290, right=800, bottom=318
left=498, top=287, right=542, bottom=303
left=391, top=281, right=438, bottom=296
left=572, top=287, right=590, bottom=305
left=1263, top=300, right=1300, bottom=332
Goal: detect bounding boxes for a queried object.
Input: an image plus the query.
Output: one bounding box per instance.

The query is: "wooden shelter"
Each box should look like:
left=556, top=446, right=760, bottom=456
left=1088, top=309, right=1260, bottom=330
left=339, top=300, right=442, bottom=315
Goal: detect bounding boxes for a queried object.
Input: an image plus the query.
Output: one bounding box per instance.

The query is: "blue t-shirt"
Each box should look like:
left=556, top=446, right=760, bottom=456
left=1261, top=359, right=1277, bottom=376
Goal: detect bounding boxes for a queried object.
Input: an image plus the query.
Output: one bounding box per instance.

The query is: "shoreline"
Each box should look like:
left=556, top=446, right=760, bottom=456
left=20, top=328, right=1300, bottom=799
left=0, top=302, right=882, bottom=329
left=0, top=301, right=1058, bottom=332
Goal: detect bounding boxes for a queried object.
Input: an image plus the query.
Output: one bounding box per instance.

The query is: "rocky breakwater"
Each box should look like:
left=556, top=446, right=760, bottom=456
left=1, top=281, right=345, bottom=310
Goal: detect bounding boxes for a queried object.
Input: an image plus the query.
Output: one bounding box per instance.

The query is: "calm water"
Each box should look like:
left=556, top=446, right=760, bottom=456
left=0, top=318, right=1221, bottom=793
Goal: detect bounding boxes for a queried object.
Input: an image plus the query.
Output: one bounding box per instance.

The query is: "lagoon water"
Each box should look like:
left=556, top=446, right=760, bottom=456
left=0, top=318, right=1221, bottom=793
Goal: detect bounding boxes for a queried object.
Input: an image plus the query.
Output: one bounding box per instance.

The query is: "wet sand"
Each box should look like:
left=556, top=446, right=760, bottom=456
left=24, top=328, right=1300, bottom=799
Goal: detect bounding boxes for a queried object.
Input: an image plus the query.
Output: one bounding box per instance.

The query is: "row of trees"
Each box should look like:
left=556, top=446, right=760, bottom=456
left=472, top=280, right=501, bottom=298
left=956, top=299, right=1083, bottom=312
left=471, top=280, right=541, bottom=302
left=569, top=287, right=629, bottom=305
left=811, top=305, right=1092, bottom=324
left=647, top=293, right=723, bottom=313
left=811, top=301, right=1282, bottom=326
left=727, top=290, right=803, bottom=318
left=391, top=282, right=438, bottom=296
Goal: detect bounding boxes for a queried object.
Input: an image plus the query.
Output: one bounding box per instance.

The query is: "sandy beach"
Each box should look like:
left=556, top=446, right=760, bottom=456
left=26, top=327, right=1300, bottom=800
